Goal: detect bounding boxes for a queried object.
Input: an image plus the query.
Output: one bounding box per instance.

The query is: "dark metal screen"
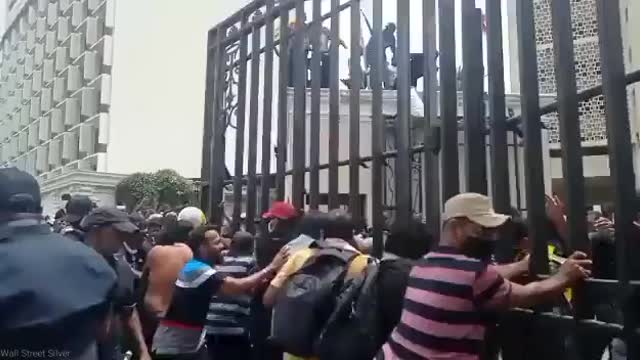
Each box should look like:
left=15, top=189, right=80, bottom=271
left=202, top=0, right=640, bottom=358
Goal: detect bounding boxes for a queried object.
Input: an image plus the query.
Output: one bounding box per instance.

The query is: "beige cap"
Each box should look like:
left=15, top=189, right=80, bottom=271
left=443, top=193, right=510, bottom=228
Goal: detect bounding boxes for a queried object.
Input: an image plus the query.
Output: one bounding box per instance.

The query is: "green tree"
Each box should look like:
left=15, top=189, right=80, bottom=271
left=115, top=169, right=194, bottom=211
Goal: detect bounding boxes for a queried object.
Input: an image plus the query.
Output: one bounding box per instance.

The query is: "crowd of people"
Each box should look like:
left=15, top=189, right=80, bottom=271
left=0, top=166, right=631, bottom=360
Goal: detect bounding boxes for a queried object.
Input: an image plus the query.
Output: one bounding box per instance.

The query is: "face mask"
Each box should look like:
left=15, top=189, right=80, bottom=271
left=268, top=219, right=278, bottom=234
left=463, top=236, right=495, bottom=262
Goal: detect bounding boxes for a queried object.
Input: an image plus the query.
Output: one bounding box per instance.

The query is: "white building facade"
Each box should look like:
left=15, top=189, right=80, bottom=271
left=0, top=0, right=251, bottom=213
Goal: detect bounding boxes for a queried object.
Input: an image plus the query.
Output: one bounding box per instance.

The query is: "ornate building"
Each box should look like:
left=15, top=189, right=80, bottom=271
left=533, top=0, right=606, bottom=146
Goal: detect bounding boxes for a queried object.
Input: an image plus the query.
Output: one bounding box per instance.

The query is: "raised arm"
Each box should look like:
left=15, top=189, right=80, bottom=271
left=508, top=252, right=591, bottom=309
left=218, top=246, right=290, bottom=297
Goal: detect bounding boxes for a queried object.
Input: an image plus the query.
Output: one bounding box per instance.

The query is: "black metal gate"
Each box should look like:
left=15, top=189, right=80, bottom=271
left=201, top=0, right=640, bottom=358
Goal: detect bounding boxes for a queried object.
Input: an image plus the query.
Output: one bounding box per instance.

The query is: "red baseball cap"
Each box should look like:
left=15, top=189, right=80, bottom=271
left=262, top=201, right=299, bottom=220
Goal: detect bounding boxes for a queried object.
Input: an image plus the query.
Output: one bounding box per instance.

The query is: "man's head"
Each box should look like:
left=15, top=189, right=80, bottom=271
left=441, top=193, right=510, bottom=261
left=82, top=207, right=139, bottom=257
left=178, top=206, right=206, bottom=229
left=262, top=201, right=300, bottom=237
left=384, top=23, right=397, bottom=33
left=385, top=218, right=433, bottom=260
left=230, top=231, right=254, bottom=256
left=64, top=195, right=95, bottom=227
left=156, top=219, right=192, bottom=246
left=189, top=225, right=225, bottom=264
left=324, top=209, right=355, bottom=242
left=297, top=210, right=330, bottom=240
left=0, top=167, right=42, bottom=222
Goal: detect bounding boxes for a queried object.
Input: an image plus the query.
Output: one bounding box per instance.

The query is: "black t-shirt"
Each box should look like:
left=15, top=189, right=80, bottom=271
left=98, top=256, right=138, bottom=360
left=375, top=257, right=414, bottom=347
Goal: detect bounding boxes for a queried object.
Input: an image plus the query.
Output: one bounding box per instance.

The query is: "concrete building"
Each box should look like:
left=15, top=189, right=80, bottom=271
left=0, top=0, right=251, bottom=213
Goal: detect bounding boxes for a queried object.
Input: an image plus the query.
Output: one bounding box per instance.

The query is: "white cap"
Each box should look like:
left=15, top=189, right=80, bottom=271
left=443, top=193, right=510, bottom=228
left=178, top=207, right=206, bottom=228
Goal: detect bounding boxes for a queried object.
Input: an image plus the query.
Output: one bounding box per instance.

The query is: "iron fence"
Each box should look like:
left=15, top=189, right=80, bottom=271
left=202, top=0, right=640, bottom=358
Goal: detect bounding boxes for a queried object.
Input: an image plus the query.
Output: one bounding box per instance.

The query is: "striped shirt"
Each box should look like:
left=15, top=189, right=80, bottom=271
left=379, top=247, right=512, bottom=360
left=205, top=255, right=256, bottom=336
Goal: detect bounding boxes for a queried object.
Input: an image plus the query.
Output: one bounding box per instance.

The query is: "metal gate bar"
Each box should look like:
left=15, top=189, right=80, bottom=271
left=422, top=0, right=440, bottom=237
left=370, top=0, right=384, bottom=257
left=276, top=8, right=290, bottom=201
left=349, top=0, right=362, bottom=222
left=260, top=0, right=275, bottom=216
left=292, top=0, right=307, bottom=209
left=395, top=0, right=411, bottom=226
left=308, top=0, right=322, bottom=210
left=232, top=13, right=249, bottom=231
left=246, top=14, right=262, bottom=233
left=550, top=0, right=591, bottom=334
left=461, top=2, right=487, bottom=195
left=516, top=0, right=549, bottom=276
left=438, top=0, right=459, bottom=202
left=208, top=28, right=227, bottom=224
left=596, top=0, right=640, bottom=357
left=486, top=0, right=510, bottom=214
left=328, top=0, right=341, bottom=210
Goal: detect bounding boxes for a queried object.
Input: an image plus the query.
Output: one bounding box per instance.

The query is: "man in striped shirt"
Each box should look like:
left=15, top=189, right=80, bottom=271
left=206, top=231, right=257, bottom=360
left=379, top=193, right=591, bottom=360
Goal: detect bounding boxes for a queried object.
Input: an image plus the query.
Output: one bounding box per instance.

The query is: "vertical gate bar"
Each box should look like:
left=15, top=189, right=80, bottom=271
left=233, top=14, right=250, bottom=231
left=202, top=29, right=217, bottom=216
left=550, top=0, right=588, bottom=254
left=516, top=0, right=549, bottom=276
left=261, top=0, right=275, bottom=215
left=210, top=29, right=228, bottom=225
left=395, top=0, right=411, bottom=226
left=246, top=18, right=262, bottom=234
left=309, top=0, right=322, bottom=210
left=276, top=9, right=290, bottom=201
left=462, top=5, right=487, bottom=195
left=438, top=0, right=459, bottom=201
left=596, top=1, right=638, bottom=356
left=328, top=0, right=340, bottom=209
left=486, top=0, right=510, bottom=213
left=423, top=0, right=440, bottom=237
left=551, top=0, right=591, bottom=338
left=371, top=0, right=384, bottom=257
left=349, top=0, right=362, bottom=222
left=292, top=0, right=307, bottom=209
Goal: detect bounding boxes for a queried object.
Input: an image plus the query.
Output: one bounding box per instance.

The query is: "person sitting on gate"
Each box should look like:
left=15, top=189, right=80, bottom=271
left=377, top=193, right=591, bottom=360
left=263, top=209, right=370, bottom=360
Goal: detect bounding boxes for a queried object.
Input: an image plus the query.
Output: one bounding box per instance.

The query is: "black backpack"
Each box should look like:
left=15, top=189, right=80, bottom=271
left=315, top=261, right=381, bottom=360
left=270, top=242, right=360, bottom=357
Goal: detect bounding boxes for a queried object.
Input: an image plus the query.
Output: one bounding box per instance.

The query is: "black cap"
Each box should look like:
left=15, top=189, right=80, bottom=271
left=81, top=207, right=139, bottom=234
left=0, top=167, right=41, bottom=213
left=65, top=195, right=95, bottom=223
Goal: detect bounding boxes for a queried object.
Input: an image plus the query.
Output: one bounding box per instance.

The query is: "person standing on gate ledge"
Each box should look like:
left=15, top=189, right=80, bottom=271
left=378, top=193, right=592, bottom=360
left=0, top=167, right=117, bottom=359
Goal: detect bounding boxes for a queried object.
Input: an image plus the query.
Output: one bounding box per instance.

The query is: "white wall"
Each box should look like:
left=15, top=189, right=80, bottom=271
left=107, top=0, right=252, bottom=178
